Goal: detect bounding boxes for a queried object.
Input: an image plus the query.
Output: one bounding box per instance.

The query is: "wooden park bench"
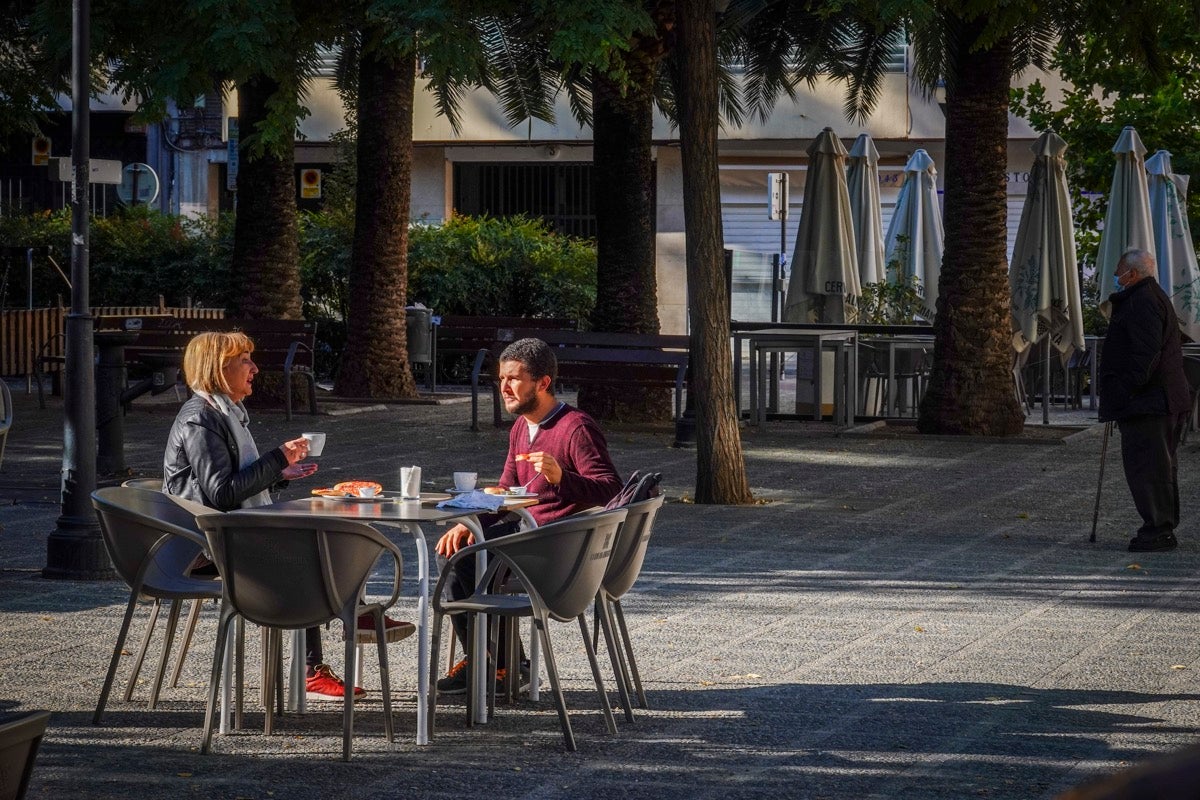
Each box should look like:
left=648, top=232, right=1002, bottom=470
left=34, top=313, right=175, bottom=409
left=470, top=329, right=690, bottom=431
left=430, top=315, right=577, bottom=426
left=37, top=315, right=318, bottom=419
left=122, top=317, right=319, bottom=419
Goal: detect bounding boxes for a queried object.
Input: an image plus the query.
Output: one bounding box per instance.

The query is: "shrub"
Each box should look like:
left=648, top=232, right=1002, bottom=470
left=406, top=214, right=595, bottom=322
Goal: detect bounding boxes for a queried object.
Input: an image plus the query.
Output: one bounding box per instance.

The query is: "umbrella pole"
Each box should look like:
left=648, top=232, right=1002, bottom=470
left=1090, top=421, right=1113, bottom=543
left=1042, top=334, right=1051, bottom=425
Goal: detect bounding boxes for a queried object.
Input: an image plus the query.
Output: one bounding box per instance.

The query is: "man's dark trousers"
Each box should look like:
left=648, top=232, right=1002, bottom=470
left=1119, top=412, right=1188, bottom=536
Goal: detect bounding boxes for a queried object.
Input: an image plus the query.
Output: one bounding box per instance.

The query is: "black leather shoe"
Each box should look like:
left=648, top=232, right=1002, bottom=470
left=1128, top=532, right=1178, bottom=552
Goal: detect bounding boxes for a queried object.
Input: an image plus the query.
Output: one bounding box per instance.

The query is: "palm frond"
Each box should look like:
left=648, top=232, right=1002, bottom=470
left=477, top=15, right=556, bottom=127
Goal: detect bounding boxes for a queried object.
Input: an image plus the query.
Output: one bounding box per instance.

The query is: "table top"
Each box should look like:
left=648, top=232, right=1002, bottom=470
left=248, top=493, right=537, bottom=524
left=742, top=328, right=857, bottom=342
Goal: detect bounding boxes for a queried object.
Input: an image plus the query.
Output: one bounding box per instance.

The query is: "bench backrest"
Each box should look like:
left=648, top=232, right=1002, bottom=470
left=498, top=329, right=689, bottom=388
left=435, top=315, right=577, bottom=354
left=123, top=317, right=316, bottom=371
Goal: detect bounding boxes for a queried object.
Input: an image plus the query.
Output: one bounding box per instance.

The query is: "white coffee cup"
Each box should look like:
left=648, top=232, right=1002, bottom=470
left=301, top=432, right=326, bottom=457
left=400, top=466, right=422, bottom=500
left=356, top=486, right=377, bottom=498
left=453, top=471, right=478, bottom=492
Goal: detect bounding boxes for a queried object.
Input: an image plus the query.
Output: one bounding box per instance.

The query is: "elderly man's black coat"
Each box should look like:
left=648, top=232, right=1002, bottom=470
left=1098, top=277, right=1190, bottom=422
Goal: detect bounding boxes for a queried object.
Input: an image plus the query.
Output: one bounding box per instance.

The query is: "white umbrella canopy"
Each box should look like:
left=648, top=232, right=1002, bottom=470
left=784, top=127, right=861, bottom=323
left=1095, top=126, right=1156, bottom=280
left=1009, top=131, right=1085, bottom=361
left=1146, top=149, right=1200, bottom=341
left=847, top=133, right=886, bottom=285
left=883, top=148, right=943, bottom=320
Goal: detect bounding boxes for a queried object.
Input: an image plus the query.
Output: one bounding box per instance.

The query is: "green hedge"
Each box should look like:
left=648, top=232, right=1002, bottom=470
left=1, top=208, right=596, bottom=378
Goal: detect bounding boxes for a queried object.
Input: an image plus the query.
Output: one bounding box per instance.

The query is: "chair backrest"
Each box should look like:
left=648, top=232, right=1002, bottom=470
left=489, top=508, right=628, bottom=622
left=0, top=710, right=50, bottom=800
left=91, top=487, right=209, bottom=591
left=603, top=494, right=665, bottom=600
left=121, top=477, right=164, bottom=491
left=196, top=512, right=396, bottom=630
left=0, top=380, right=12, bottom=432
left=604, top=470, right=662, bottom=510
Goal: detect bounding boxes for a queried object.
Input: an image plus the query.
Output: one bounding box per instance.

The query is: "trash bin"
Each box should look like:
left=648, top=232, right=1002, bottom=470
left=405, top=306, right=433, bottom=365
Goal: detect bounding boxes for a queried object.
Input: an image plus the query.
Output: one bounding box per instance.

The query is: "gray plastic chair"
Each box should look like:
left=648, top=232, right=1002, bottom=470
left=196, top=512, right=404, bottom=761
left=91, top=487, right=222, bottom=724
left=429, top=507, right=628, bottom=751
left=118, top=478, right=207, bottom=692
left=0, top=710, right=50, bottom=800
left=595, top=494, right=665, bottom=721
left=0, top=380, right=12, bottom=470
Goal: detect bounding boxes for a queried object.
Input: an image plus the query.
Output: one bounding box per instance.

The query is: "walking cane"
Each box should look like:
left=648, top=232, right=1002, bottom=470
left=1090, top=422, right=1113, bottom=543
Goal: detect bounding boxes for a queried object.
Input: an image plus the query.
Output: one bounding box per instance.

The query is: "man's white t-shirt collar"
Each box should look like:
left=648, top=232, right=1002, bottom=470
left=526, top=401, right=566, bottom=443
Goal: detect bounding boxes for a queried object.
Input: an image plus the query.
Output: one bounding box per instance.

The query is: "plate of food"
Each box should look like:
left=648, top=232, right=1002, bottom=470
left=483, top=486, right=539, bottom=499
left=311, top=481, right=390, bottom=502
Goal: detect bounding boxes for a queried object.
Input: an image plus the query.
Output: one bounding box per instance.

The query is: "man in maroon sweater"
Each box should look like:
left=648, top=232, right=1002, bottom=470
left=434, top=337, right=623, bottom=693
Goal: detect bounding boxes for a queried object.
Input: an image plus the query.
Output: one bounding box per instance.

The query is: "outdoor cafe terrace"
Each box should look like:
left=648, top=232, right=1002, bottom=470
left=0, top=380, right=1199, bottom=798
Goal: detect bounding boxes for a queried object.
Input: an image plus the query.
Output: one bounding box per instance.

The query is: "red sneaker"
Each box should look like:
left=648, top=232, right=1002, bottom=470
left=305, top=664, right=365, bottom=702
left=352, top=613, right=415, bottom=644
left=356, top=613, right=413, bottom=632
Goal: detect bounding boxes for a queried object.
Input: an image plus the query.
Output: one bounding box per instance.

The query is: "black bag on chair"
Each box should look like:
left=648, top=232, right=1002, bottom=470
left=605, top=471, right=663, bottom=510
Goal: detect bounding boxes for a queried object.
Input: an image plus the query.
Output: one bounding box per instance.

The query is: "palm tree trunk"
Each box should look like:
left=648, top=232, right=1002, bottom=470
left=917, top=24, right=1024, bottom=436
left=674, top=0, right=753, bottom=505
left=231, top=74, right=302, bottom=319
left=335, top=48, right=418, bottom=398
left=577, top=70, right=669, bottom=422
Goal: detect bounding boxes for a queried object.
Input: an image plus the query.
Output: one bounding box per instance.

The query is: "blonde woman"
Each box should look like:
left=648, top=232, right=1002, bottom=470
left=161, top=331, right=358, bottom=701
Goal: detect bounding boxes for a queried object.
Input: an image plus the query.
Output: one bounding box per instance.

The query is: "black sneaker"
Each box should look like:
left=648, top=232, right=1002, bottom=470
left=436, top=658, right=469, bottom=694
left=1129, top=531, right=1178, bottom=552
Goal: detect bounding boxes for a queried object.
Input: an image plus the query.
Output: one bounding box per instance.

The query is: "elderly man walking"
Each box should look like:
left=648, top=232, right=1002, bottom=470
left=1098, top=248, right=1191, bottom=552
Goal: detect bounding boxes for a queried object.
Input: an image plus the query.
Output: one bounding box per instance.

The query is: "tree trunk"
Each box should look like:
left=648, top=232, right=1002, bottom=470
left=335, top=48, right=418, bottom=398
left=917, top=24, right=1025, bottom=436
left=577, top=26, right=670, bottom=423
left=674, top=0, right=753, bottom=504
left=231, top=75, right=302, bottom=319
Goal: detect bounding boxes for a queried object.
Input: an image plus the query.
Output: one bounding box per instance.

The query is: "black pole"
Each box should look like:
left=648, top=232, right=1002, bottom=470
left=44, top=0, right=112, bottom=580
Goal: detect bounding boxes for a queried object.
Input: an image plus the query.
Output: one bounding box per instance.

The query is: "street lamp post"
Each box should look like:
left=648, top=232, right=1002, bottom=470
left=44, top=0, right=112, bottom=580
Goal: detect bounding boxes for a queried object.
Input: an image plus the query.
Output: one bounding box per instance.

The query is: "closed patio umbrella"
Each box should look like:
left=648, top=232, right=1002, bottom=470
left=784, top=127, right=861, bottom=323
left=1096, top=126, right=1155, bottom=281
left=1009, top=132, right=1086, bottom=423
left=847, top=133, right=886, bottom=285
left=1146, top=149, right=1200, bottom=342
left=883, top=149, right=943, bottom=320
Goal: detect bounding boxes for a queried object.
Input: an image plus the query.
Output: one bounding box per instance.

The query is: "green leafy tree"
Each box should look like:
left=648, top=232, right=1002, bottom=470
left=97, top=0, right=335, bottom=320
left=1011, top=9, right=1200, bottom=276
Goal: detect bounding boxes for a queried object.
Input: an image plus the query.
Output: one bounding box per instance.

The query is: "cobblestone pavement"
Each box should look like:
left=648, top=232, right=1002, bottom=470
left=0, top=380, right=1196, bottom=799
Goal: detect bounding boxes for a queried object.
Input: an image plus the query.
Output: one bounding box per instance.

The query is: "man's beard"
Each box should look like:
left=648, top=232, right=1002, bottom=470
left=506, top=393, right=538, bottom=416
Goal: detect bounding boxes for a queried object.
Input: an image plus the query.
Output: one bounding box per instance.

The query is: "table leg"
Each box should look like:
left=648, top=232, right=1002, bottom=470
left=408, top=522, right=431, bottom=745
left=219, top=626, right=234, bottom=734
left=287, top=629, right=305, bottom=714
left=456, top=517, right=490, bottom=725
left=887, top=342, right=898, bottom=417
left=514, top=509, right=540, bottom=701
left=812, top=340, right=822, bottom=421
left=749, top=341, right=760, bottom=426
left=849, top=338, right=858, bottom=426
left=733, top=335, right=743, bottom=419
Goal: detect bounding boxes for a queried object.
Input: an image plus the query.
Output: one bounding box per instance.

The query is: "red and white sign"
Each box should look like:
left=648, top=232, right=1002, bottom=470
left=31, top=136, right=51, bottom=166
left=299, top=168, right=322, bottom=199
